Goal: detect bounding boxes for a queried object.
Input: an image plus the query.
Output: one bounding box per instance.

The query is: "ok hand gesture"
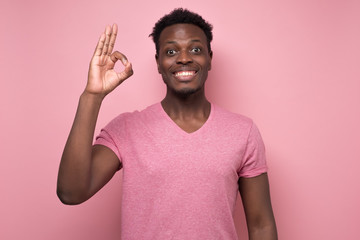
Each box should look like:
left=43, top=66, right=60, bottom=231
left=86, top=24, right=133, bottom=98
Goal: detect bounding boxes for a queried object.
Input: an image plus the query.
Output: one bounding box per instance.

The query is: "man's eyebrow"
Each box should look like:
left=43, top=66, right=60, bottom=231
left=164, top=39, right=203, bottom=44
left=165, top=41, right=177, bottom=44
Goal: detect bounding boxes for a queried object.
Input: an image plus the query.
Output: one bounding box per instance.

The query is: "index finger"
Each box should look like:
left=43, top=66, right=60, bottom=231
left=110, top=51, right=133, bottom=81
left=110, top=51, right=128, bottom=65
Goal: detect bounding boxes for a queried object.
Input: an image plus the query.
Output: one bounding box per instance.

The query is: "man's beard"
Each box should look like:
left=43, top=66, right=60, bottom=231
left=162, top=75, right=204, bottom=98
left=169, top=86, right=201, bottom=98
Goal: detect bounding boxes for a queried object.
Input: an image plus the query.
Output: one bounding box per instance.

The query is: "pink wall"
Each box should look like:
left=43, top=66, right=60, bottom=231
left=1, top=0, right=359, bottom=239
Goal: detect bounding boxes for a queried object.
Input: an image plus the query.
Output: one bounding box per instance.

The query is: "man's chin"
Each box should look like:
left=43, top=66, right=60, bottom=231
left=173, top=87, right=200, bottom=98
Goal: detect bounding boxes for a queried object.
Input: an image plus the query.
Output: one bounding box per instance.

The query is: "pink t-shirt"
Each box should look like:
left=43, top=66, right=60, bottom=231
left=95, top=103, right=267, bottom=239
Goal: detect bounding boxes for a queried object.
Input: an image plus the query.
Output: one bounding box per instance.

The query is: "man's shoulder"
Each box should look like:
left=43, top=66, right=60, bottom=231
left=212, top=103, right=253, bottom=127
left=107, top=102, right=161, bottom=125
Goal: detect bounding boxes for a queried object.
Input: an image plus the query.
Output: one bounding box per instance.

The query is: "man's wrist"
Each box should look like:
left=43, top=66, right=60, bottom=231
left=80, top=91, right=105, bottom=106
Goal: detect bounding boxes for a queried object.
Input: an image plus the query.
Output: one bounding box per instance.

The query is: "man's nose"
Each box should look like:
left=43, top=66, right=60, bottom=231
left=176, top=50, right=192, bottom=64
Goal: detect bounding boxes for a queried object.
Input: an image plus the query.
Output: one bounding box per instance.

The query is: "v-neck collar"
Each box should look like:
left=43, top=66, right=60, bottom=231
left=157, top=102, right=214, bottom=137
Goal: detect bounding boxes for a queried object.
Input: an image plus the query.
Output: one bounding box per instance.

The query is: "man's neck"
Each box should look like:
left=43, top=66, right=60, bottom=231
left=161, top=89, right=211, bottom=122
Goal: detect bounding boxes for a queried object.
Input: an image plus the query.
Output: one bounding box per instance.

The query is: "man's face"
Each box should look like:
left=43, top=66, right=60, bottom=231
left=156, top=24, right=212, bottom=96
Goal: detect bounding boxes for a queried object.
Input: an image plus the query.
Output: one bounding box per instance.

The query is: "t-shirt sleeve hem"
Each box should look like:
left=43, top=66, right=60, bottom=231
left=238, top=167, right=268, bottom=178
left=93, top=139, right=122, bottom=163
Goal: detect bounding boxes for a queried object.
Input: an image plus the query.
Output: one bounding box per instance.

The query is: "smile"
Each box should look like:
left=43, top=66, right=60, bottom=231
left=174, top=71, right=197, bottom=77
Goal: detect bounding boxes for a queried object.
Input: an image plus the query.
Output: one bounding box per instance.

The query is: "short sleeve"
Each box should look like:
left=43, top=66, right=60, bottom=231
left=238, top=122, right=268, bottom=178
left=93, top=113, right=130, bottom=163
left=94, top=128, right=122, bottom=162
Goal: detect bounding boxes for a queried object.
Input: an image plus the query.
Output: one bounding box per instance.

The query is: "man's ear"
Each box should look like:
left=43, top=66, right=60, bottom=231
left=155, top=54, right=161, bottom=73
left=208, top=51, right=213, bottom=71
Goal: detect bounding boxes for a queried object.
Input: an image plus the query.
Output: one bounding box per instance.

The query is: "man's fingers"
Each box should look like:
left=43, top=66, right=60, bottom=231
left=124, top=62, right=134, bottom=77
left=102, top=25, right=112, bottom=56
left=117, top=62, right=134, bottom=81
left=109, top=51, right=133, bottom=80
left=110, top=51, right=128, bottom=65
left=94, top=33, right=106, bottom=57
left=93, top=24, right=118, bottom=58
left=107, top=24, right=118, bottom=55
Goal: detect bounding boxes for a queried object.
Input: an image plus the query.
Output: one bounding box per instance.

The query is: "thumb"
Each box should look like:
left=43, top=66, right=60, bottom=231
left=117, top=62, right=134, bottom=82
left=109, top=51, right=134, bottom=81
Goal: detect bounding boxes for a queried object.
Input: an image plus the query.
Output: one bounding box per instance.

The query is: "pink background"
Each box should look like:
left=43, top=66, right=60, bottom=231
left=1, top=0, right=359, bottom=239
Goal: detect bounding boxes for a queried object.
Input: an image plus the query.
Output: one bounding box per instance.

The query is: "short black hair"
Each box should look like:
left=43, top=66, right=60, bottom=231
left=149, top=8, right=213, bottom=54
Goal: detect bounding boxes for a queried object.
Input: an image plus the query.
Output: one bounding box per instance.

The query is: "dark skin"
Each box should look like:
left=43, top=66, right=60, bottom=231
left=156, top=24, right=212, bottom=133
left=239, top=174, right=278, bottom=239
left=57, top=23, right=277, bottom=240
left=57, top=24, right=129, bottom=204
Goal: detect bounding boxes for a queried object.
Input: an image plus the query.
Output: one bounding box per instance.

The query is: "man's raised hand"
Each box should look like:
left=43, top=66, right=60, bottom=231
left=86, top=24, right=133, bottom=98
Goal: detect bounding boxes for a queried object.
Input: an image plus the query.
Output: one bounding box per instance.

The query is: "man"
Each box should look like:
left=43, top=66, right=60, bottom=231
left=57, top=8, right=277, bottom=240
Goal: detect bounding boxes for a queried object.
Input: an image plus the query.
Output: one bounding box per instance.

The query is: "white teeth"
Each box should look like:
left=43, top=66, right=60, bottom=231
left=175, top=71, right=195, bottom=76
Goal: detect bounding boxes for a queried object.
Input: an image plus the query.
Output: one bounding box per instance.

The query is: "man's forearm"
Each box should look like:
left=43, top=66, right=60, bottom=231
left=248, top=224, right=278, bottom=240
left=57, top=92, right=103, bottom=204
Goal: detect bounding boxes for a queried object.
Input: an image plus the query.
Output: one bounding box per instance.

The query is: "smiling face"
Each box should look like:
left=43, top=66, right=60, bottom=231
left=156, top=24, right=212, bottom=97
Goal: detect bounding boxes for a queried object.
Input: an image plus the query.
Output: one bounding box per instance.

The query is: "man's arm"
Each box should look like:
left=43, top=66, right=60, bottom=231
left=56, top=24, right=133, bottom=205
left=238, top=173, right=278, bottom=240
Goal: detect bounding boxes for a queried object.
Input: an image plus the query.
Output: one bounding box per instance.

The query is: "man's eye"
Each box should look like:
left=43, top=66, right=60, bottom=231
left=166, top=50, right=176, bottom=55
left=191, top=47, right=201, bottom=53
